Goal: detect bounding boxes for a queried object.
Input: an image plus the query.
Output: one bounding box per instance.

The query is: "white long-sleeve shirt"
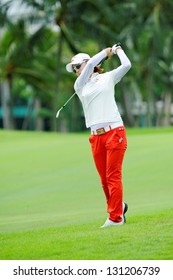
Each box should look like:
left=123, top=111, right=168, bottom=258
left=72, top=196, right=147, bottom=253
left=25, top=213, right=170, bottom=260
left=74, top=49, right=131, bottom=128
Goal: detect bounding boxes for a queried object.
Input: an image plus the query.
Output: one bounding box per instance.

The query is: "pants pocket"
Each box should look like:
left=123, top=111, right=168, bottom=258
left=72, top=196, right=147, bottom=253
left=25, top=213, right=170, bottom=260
left=107, top=127, right=127, bottom=150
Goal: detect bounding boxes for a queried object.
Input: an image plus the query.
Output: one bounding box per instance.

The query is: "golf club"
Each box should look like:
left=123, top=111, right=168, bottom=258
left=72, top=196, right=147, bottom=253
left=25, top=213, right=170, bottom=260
left=56, top=92, right=76, bottom=118
left=56, top=56, right=109, bottom=118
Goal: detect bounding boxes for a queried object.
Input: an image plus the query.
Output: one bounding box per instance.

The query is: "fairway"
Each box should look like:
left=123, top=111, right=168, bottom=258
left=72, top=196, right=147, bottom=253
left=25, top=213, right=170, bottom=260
left=0, top=128, right=173, bottom=260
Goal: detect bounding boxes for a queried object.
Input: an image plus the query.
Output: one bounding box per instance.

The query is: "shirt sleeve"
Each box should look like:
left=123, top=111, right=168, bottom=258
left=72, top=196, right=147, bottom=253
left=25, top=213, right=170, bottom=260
left=74, top=50, right=107, bottom=92
left=109, top=49, right=131, bottom=84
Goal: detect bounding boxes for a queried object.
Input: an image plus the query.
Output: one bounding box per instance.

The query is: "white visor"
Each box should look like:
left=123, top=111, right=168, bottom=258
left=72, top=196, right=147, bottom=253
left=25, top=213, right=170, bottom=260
left=66, top=53, right=90, bottom=72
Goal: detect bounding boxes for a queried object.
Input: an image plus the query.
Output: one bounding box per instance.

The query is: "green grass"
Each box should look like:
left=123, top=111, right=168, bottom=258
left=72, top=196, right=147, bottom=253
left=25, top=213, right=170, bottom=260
left=0, top=128, right=173, bottom=260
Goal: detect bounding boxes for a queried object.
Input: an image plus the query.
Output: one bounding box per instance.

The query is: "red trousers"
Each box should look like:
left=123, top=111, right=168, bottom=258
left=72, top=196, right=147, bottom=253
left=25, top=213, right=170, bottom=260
left=89, top=126, right=127, bottom=222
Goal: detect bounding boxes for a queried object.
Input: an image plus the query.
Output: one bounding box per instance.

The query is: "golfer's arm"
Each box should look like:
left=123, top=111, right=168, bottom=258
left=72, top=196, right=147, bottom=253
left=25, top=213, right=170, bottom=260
left=112, top=49, right=131, bottom=83
left=74, top=50, right=107, bottom=91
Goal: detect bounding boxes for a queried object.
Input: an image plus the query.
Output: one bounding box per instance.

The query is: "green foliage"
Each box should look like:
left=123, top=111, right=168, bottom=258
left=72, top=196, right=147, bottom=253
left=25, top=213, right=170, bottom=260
left=0, top=0, right=173, bottom=130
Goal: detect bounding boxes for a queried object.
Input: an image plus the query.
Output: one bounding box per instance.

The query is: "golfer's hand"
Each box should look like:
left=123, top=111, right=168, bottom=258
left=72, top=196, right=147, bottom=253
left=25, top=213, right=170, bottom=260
left=105, top=47, right=113, bottom=58
left=111, top=43, right=122, bottom=54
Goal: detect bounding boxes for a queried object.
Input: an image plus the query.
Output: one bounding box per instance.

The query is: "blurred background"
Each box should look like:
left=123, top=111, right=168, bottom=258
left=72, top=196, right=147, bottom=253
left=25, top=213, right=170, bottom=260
left=0, top=0, right=173, bottom=132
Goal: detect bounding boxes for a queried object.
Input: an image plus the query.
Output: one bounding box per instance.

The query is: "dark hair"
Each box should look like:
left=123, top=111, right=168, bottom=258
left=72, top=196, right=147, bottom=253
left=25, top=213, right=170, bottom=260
left=94, top=65, right=104, bottom=74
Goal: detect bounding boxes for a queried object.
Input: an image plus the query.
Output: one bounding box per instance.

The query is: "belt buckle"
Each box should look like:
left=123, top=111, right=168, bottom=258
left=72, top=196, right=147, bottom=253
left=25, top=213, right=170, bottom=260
left=96, top=128, right=105, bottom=135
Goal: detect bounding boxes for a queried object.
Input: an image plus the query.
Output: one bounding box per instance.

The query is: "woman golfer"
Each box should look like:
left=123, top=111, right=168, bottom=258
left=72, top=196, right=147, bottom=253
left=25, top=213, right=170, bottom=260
left=66, top=43, right=131, bottom=228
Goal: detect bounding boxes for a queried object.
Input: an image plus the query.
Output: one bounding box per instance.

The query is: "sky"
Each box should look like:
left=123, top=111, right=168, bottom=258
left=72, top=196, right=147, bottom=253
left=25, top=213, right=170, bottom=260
left=1, top=0, right=60, bottom=32
left=1, top=0, right=32, bottom=18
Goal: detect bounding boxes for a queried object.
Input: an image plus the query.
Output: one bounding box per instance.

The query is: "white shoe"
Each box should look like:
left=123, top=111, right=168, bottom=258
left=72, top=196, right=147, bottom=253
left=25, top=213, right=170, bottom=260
left=100, top=217, right=124, bottom=228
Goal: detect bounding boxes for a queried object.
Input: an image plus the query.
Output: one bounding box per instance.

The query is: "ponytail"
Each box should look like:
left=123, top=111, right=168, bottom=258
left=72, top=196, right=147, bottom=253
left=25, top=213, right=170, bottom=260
left=94, top=65, right=104, bottom=74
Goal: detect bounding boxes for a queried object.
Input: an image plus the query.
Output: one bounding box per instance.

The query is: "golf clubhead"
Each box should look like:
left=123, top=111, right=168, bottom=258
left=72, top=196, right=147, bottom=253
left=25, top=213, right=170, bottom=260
left=56, top=110, right=60, bottom=118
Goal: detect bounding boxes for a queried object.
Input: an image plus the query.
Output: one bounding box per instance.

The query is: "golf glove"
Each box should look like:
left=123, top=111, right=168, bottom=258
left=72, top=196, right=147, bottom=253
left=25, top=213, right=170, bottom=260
left=111, top=43, right=121, bottom=54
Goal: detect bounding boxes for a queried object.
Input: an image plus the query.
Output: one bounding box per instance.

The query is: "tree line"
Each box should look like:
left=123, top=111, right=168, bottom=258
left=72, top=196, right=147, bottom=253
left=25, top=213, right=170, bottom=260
left=0, top=0, right=173, bottom=132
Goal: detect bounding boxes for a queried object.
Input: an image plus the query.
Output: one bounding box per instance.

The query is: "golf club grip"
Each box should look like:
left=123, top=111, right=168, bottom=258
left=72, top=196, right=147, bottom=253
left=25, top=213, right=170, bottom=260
left=98, top=56, right=108, bottom=66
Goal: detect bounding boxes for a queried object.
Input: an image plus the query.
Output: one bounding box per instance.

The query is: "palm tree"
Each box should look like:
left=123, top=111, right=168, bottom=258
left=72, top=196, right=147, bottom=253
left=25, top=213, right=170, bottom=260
left=120, top=0, right=173, bottom=126
left=0, top=0, right=58, bottom=130
left=1, top=0, right=173, bottom=131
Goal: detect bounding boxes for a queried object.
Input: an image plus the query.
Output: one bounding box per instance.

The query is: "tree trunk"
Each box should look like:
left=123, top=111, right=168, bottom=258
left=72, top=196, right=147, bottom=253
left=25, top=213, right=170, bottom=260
left=22, top=97, right=34, bottom=130
left=120, top=84, right=135, bottom=127
left=162, top=91, right=172, bottom=127
left=35, top=98, right=44, bottom=131
left=0, top=81, right=14, bottom=129
left=52, top=30, right=63, bottom=131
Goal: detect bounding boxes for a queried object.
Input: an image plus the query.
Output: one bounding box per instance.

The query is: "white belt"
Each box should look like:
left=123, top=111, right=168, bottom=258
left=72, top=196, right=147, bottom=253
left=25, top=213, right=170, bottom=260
left=91, top=124, right=123, bottom=135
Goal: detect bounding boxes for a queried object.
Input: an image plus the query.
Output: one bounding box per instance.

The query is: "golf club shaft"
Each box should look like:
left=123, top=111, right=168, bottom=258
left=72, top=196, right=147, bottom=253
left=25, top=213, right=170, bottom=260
left=61, top=92, right=76, bottom=109
left=56, top=92, right=76, bottom=118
